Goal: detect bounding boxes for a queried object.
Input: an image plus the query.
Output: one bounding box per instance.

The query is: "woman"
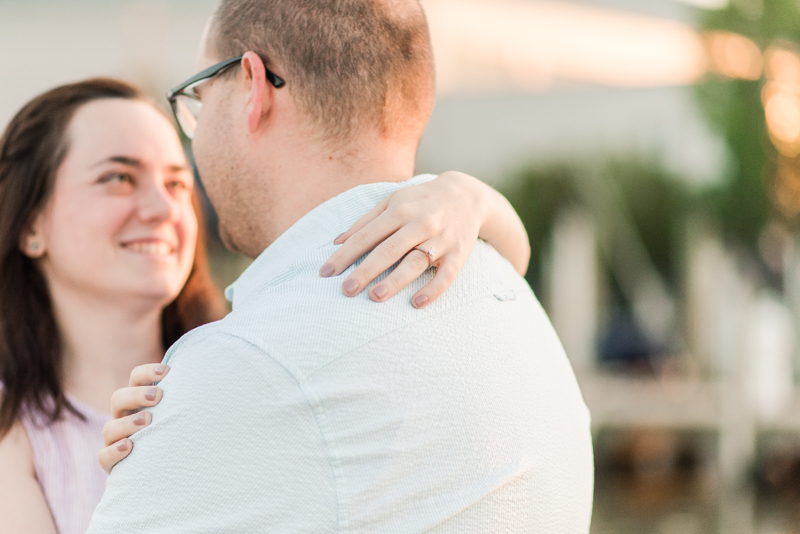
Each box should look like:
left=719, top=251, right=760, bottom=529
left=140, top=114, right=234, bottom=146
left=0, top=79, right=529, bottom=534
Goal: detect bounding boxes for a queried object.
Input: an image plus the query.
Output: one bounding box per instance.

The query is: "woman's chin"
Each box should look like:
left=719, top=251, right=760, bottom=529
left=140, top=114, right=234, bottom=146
left=114, top=264, right=191, bottom=305
left=117, top=279, right=184, bottom=307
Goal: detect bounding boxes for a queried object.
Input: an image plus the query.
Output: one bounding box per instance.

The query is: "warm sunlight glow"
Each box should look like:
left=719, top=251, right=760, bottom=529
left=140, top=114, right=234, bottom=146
left=674, top=0, right=729, bottom=7
left=422, top=0, right=708, bottom=93
left=763, top=47, right=800, bottom=157
left=765, top=47, right=800, bottom=85
left=765, top=92, right=800, bottom=145
left=706, top=32, right=762, bottom=80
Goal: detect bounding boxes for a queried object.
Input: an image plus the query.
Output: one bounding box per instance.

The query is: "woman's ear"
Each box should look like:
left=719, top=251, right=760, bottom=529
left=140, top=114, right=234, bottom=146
left=240, top=51, right=272, bottom=134
left=20, top=212, right=47, bottom=258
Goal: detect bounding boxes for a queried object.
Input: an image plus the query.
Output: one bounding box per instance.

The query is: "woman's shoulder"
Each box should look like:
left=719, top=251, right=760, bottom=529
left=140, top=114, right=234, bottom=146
left=0, top=417, right=59, bottom=533
left=0, top=387, right=36, bottom=478
left=0, top=417, right=35, bottom=476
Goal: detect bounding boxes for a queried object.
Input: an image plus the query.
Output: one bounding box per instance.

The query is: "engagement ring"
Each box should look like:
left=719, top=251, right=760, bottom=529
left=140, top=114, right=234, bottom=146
left=413, top=245, right=436, bottom=268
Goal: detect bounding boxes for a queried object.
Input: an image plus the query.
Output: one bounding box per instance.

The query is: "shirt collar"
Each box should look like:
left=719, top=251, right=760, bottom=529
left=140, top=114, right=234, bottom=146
left=225, top=174, right=436, bottom=308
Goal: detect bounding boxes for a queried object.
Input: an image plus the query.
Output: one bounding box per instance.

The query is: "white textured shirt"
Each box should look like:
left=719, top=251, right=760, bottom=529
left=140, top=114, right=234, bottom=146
left=88, top=175, right=594, bottom=533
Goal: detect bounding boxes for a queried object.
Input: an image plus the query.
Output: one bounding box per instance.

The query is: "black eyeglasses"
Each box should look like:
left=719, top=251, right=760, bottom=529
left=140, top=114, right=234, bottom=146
left=166, top=55, right=286, bottom=139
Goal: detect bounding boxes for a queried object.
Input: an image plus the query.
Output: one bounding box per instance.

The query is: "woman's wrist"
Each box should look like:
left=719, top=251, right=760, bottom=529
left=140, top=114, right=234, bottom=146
left=463, top=173, right=530, bottom=275
left=435, top=170, right=529, bottom=275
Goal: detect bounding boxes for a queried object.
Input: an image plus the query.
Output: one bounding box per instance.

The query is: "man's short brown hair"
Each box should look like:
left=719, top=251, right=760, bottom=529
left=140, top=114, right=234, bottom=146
left=210, top=0, right=436, bottom=143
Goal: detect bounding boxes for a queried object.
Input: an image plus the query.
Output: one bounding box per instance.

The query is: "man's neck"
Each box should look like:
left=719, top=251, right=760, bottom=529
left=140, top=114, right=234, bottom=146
left=230, top=132, right=418, bottom=258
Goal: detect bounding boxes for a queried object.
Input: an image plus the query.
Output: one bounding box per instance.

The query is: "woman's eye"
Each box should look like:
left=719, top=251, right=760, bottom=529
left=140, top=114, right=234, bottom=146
left=101, top=173, right=133, bottom=184
left=167, top=180, right=189, bottom=191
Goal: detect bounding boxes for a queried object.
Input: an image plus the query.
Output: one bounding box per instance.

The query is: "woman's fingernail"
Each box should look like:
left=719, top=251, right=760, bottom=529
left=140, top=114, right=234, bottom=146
left=320, top=264, right=335, bottom=278
left=133, top=412, right=147, bottom=426
left=145, top=387, right=157, bottom=401
left=413, top=295, right=429, bottom=308
left=154, top=364, right=167, bottom=375
left=343, top=279, right=359, bottom=295
left=372, top=285, right=388, bottom=299
left=117, top=440, right=129, bottom=452
left=334, top=233, right=346, bottom=243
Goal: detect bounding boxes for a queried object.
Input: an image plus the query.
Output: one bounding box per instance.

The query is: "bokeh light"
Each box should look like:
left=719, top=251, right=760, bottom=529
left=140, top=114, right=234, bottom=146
left=706, top=31, right=763, bottom=80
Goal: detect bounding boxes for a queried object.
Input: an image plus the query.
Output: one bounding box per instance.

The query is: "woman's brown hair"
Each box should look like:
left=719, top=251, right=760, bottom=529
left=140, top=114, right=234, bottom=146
left=0, top=78, right=226, bottom=437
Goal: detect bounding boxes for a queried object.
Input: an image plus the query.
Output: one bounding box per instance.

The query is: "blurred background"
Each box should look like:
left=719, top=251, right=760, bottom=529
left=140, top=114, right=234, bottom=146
left=3, top=0, right=800, bottom=532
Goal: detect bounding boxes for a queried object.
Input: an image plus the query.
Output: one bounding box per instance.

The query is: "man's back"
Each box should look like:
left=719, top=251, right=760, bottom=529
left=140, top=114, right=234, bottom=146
left=89, top=178, right=594, bottom=533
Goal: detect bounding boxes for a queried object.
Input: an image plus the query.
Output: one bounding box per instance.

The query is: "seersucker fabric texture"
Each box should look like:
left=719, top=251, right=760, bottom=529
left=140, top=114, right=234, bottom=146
left=20, top=396, right=110, bottom=534
left=89, top=174, right=594, bottom=533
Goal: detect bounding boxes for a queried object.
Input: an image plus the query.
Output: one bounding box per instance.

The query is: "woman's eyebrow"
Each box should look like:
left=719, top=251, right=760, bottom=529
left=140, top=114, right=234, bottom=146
left=90, top=157, right=190, bottom=174
left=165, top=163, right=192, bottom=173
left=90, top=155, right=143, bottom=169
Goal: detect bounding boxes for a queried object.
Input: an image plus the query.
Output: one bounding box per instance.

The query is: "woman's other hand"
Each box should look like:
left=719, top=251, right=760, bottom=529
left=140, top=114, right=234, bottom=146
left=97, top=364, right=169, bottom=474
left=319, top=171, right=530, bottom=309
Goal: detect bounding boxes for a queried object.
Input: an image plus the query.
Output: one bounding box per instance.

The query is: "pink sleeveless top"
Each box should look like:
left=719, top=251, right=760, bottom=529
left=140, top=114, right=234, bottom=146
left=20, top=396, right=110, bottom=534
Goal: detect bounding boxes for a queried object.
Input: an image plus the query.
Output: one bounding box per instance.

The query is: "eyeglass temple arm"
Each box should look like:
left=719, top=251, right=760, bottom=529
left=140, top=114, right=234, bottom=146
left=168, top=56, right=285, bottom=100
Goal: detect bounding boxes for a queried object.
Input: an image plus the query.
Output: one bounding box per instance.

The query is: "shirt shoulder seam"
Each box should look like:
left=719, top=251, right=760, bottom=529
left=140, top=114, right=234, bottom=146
left=183, top=330, right=345, bottom=532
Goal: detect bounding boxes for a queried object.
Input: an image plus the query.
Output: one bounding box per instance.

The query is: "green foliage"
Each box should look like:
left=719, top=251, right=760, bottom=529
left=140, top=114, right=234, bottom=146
left=503, top=1, right=800, bottom=302
left=501, top=166, right=578, bottom=296
left=606, top=160, right=690, bottom=283
left=502, top=160, right=690, bottom=300
left=695, top=0, right=800, bottom=252
left=695, top=78, right=771, bottom=249
left=701, top=0, right=800, bottom=43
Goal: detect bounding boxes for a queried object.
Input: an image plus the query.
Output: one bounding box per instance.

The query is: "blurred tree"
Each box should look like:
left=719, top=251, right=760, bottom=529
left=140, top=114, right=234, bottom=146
left=503, top=160, right=688, bottom=300
left=502, top=165, right=578, bottom=296
left=509, top=1, right=800, bottom=298
left=501, top=0, right=800, bottom=367
left=503, top=160, right=690, bottom=367
left=696, top=0, right=800, bottom=253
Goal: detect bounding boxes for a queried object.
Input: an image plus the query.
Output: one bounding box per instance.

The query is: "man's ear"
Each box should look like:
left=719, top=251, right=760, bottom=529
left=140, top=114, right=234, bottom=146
left=240, top=51, right=273, bottom=134
left=20, top=211, right=47, bottom=258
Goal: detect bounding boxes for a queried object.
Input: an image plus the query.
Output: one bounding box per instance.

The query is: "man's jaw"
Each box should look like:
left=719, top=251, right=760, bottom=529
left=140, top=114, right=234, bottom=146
left=218, top=224, right=242, bottom=255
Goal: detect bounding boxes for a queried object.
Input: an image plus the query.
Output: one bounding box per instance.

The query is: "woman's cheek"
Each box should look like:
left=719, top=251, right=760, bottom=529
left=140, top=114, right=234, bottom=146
left=48, top=201, right=121, bottom=255
left=40, top=203, right=128, bottom=291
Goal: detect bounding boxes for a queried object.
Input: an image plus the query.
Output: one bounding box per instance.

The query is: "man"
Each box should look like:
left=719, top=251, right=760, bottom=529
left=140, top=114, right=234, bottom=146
left=88, top=1, right=594, bottom=532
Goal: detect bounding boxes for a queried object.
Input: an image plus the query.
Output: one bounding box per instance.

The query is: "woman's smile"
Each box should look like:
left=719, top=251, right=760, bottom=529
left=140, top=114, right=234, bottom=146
left=120, top=239, right=177, bottom=257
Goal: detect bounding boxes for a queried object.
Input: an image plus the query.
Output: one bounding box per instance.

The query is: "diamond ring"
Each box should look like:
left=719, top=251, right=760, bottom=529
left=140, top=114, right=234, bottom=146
left=413, top=245, right=436, bottom=268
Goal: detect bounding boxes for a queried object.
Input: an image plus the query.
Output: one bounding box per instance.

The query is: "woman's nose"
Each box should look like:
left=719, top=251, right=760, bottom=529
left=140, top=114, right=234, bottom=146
left=137, top=179, right=178, bottom=223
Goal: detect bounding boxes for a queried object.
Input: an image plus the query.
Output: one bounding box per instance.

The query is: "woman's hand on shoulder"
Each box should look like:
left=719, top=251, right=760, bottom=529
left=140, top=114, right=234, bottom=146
left=98, top=363, right=169, bottom=474
left=319, top=171, right=530, bottom=308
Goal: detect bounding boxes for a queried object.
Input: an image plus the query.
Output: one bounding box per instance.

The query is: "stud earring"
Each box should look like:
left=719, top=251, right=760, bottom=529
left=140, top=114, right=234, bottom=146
left=29, top=241, right=40, bottom=252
